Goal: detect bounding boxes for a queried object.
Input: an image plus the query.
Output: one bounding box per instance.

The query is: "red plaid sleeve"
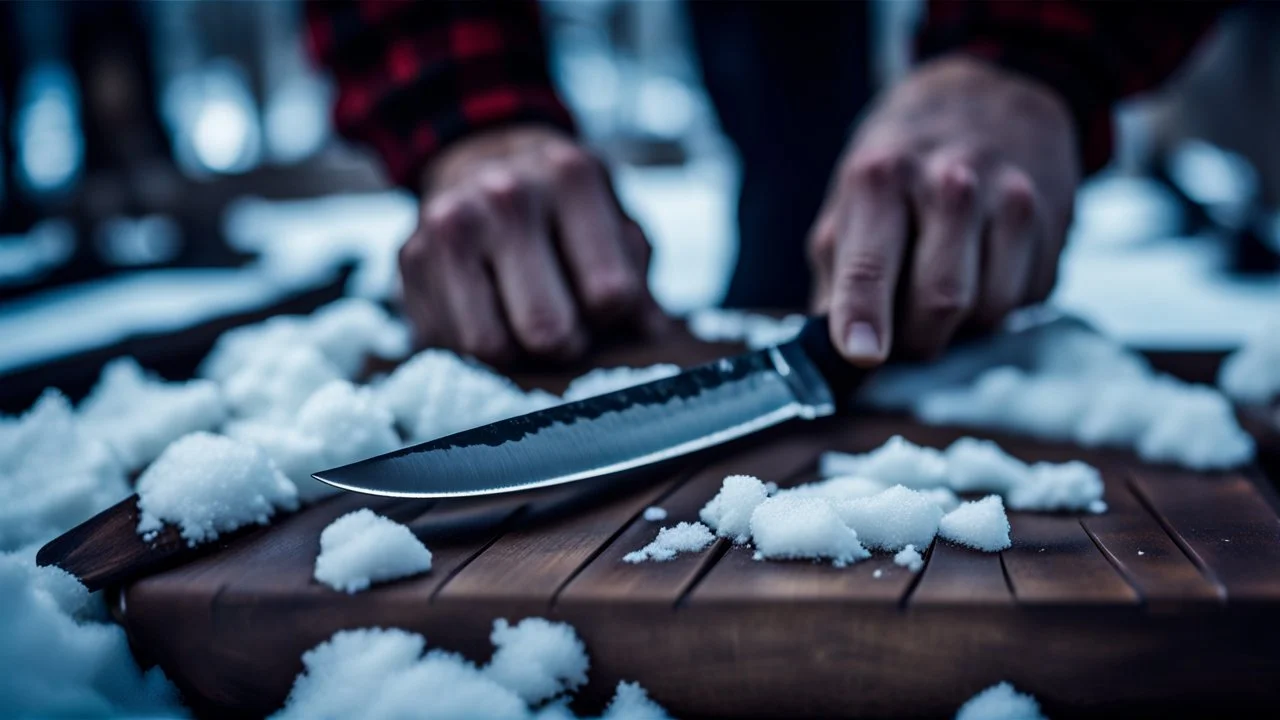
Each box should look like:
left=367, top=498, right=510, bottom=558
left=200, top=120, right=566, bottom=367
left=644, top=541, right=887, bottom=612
left=305, top=0, right=575, bottom=189
left=916, top=0, right=1229, bottom=174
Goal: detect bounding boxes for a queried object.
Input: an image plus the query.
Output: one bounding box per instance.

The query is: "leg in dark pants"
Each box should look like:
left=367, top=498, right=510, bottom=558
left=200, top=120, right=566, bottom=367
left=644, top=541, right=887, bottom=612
left=687, top=1, right=872, bottom=309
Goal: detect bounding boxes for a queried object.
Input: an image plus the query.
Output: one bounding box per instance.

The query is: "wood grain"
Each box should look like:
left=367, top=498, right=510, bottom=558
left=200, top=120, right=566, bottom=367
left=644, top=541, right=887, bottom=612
left=1003, top=513, right=1140, bottom=606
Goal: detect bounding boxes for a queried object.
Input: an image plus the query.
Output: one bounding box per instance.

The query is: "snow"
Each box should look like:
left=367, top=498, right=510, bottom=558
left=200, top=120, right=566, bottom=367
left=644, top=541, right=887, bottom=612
left=136, top=432, right=299, bottom=546
left=78, top=357, right=226, bottom=471
left=562, top=364, right=681, bottom=402
left=375, top=349, right=558, bottom=441
left=955, top=682, right=1045, bottom=720
left=274, top=621, right=668, bottom=720
left=642, top=506, right=668, bottom=522
left=0, top=390, right=129, bottom=551
left=483, top=618, right=589, bottom=705
left=623, top=522, right=715, bottom=563
left=200, top=297, right=408, bottom=382
left=893, top=545, right=925, bottom=572
left=0, top=553, right=183, bottom=716
left=1219, top=321, right=1280, bottom=404
left=882, top=324, right=1255, bottom=470
left=222, top=345, right=343, bottom=421
left=749, top=495, right=870, bottom=565
left=777, top=475, right=887, bottom=502
left=687, top=309, right=805, bottom=349
left=313, top=509, right=432, bottom=593
left=699, top=474, right=770, bottom=543
left=939, top=496, right=1012, bottom=552
left=834, top=485, right=943, bottom=552
left=824, top=436, right=1105, bottom=514
left=224, top=420, right=327, bottom=499
left=820, top=435, right=949, bottom=489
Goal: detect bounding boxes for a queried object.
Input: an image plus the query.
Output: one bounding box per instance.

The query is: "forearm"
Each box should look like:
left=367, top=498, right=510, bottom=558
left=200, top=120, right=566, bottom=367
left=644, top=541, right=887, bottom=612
left=304, top=0, right=575, bottom=189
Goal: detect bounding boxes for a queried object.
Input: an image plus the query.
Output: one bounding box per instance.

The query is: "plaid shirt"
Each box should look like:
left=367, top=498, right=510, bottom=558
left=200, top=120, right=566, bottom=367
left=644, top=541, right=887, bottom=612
left=306, top=0, right=1225, bottom=187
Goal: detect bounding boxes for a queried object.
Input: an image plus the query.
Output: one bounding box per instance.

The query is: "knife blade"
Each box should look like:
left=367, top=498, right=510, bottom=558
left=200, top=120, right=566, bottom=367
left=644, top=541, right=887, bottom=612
left=314, top=315, right=868, bottom=498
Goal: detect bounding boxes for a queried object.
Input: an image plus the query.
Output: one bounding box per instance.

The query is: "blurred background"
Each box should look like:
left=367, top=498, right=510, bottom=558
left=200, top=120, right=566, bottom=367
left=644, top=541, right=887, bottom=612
left=2, top=0, right=1278, bottom=412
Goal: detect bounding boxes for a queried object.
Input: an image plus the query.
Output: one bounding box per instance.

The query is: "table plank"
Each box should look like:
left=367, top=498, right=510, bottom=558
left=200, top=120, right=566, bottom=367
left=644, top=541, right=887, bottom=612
left=559, top=425, right=838, bottom=606
left=909, top=541, right=1012, bottom=606
left=435, top=475, right=681, bottom=604
left=1129, top=467, right=1280, bottom=602
left=1003, top=513, right=1140, bottom=606
left=1080, top=465, right=1222, bottom=608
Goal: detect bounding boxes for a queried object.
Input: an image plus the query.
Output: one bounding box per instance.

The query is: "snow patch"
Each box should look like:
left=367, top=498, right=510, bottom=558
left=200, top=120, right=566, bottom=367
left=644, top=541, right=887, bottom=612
left=623, top=522, right=714, bottom=563
left=1219, top=321, right=1280, bottom=405
left=699, top=475, right=769, bottom=543
left=136, top=432, right=299, bottom=546
left=893, top=545, right=925, bottom=573
left=939, top=496, right=1011, bottom=552
left=749, top=495, right=870, bottom=565
left=955, top=681, right=1045, bottom=720
left=313, top=509, right=432, bottom=593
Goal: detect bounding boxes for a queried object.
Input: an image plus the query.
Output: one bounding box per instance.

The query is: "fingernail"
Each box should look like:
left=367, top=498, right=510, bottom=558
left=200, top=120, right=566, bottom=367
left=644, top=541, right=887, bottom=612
left=844, top=321, right=881, bottom=360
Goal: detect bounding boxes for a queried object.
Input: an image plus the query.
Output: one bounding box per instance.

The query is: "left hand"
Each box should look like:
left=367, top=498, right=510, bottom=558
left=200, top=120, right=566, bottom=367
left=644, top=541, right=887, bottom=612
left=807, top=56, right=1082, bottom=366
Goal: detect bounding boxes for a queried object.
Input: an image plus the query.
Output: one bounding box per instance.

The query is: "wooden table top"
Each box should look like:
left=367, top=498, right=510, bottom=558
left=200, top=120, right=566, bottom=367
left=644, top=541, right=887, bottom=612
left=121, top=331, right=1280, bottom=718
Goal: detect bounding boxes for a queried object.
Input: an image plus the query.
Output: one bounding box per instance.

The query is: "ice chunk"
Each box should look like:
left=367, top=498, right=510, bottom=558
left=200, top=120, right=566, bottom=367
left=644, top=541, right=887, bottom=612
left=601, top=681, right=673, bottom=720
left=623, top=522, right=714, bottom=563
left=893, top=544, right=925, bottom=573
left=0, top=391, right=129, bottom=550
left=273, top=628, right=528, bottom=720
left=483, top=618, right=589, bottom=705
left=749, top=495, right=870, bottom=565
left=562, top=364, right=680, bottom=401
left=0, top=554, right=182, bottom=716
left=78, top=357, right=226, bottom=471
left=375, top=349, right=557, bottom=441
left=955, top=681, right=1045, bottom=720
left=313, top=509, right=432, bottom=593
left=222, top=345, right=342, bottom=420
left=819, top=436, right=948, bottom=489
left=136, top=432, right=299, bottom=546
left=1219, top=321, right=1280, bottom=405
left=834, top=485, right=943, bottom=552
left=642, top=506, right=668, bottom=522
left=699, top=475, right=769, bottom=543
left=938, top=496, right=1011, bottom=552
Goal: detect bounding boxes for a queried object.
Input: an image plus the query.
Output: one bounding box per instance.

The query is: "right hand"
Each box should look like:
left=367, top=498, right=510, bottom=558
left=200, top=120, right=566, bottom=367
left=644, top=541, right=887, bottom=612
left=400, top=125, right=666, bottom=366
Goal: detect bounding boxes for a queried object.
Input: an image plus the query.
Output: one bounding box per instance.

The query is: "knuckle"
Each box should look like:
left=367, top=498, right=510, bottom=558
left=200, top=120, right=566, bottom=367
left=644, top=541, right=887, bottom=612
left=929, top=161, right=978, bottom=211
left=582, top=270, right=642, bottom=316
left=997, top=172, right=1038, bottom=226
left=546, top=144, right=600, bottom=187
left=837, top=253, right=890, bottom=287
left=422, top=197, right=484, bottom=253
left=520, top=306, right=575, bottom=353
left=917, top=278, right=973, bottom=319
left=478, top=171, right=535, bottom=219
left=840, top=151, right=907, bottom=193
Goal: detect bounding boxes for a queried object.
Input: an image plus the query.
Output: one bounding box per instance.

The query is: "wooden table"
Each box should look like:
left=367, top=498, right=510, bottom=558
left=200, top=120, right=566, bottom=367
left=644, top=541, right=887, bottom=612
left=121, top=332, right=1280, bottom=718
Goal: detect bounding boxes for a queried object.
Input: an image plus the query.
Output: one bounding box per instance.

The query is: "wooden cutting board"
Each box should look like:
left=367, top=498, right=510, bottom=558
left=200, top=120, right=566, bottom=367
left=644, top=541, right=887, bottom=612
left=119, top=333, right=1280, bottom=718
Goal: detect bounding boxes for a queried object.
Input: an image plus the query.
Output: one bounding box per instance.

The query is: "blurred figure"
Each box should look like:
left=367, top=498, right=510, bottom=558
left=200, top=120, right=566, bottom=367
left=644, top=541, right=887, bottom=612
left=307, top=1, right=1231, bottom=369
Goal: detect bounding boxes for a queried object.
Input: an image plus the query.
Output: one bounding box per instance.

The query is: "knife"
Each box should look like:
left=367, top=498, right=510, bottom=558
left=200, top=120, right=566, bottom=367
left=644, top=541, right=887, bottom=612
left=314, top=315, right=869, bottom=498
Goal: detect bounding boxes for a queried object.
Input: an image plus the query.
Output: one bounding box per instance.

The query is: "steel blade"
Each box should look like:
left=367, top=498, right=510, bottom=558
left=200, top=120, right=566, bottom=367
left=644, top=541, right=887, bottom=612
left=313, top=342, right=836, bottom=498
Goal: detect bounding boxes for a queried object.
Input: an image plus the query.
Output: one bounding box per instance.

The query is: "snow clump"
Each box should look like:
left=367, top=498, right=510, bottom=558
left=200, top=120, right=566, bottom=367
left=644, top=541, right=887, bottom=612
left=78, top=357, right=226, bottom=471
left=893, top=545, right=925, bottom=573
left=313, top=509, right=432, bottom=593
left=642, top=506, right=668, bottom=522
left=833, top=485, right=943, bottom=551
left=273, top=621, right=669, bottom=720
left=623, top=522, right=714, bottom=563
left=136, top=432, right=299, bottom=546
left=1219, top=321, right=1280, bottom=405
left=0, top=391, right=128, bottom=550
left=955, top=681, right=1046, bottom=720
left=749, top=495, right=870, bottom=565
left=939, top=496, right=1012, bottom=552
left=699, top=474, right=770, bottom=543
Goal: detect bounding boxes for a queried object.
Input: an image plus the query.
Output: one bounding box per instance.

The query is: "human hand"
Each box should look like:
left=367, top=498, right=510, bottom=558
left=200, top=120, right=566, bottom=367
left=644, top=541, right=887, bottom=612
left=808, top=56, right=1081, bottom=366
left=399, top=125, right=666, bottom=365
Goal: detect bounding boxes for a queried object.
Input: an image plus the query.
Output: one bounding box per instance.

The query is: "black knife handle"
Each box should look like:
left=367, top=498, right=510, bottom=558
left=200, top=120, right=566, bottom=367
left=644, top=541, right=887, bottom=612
left=795, top=313, right=874, bottom=411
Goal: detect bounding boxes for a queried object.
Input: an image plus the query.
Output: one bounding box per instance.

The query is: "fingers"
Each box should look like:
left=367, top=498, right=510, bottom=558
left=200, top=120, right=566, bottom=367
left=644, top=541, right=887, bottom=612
left=546, top=146, right=644, bottom=326
left=903, top=156, right=982, bottom=357
left=618, top=219, right=671, bottom=338
left=827, top=152, right=912, bottom=367
left=975, top=167, right=1039, bottom=329
left=477, top=171, right=588, bottom=361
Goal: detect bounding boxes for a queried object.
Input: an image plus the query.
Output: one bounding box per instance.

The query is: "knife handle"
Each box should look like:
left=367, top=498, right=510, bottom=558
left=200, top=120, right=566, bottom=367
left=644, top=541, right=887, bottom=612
left=795, top=314, right=874, bottom=410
